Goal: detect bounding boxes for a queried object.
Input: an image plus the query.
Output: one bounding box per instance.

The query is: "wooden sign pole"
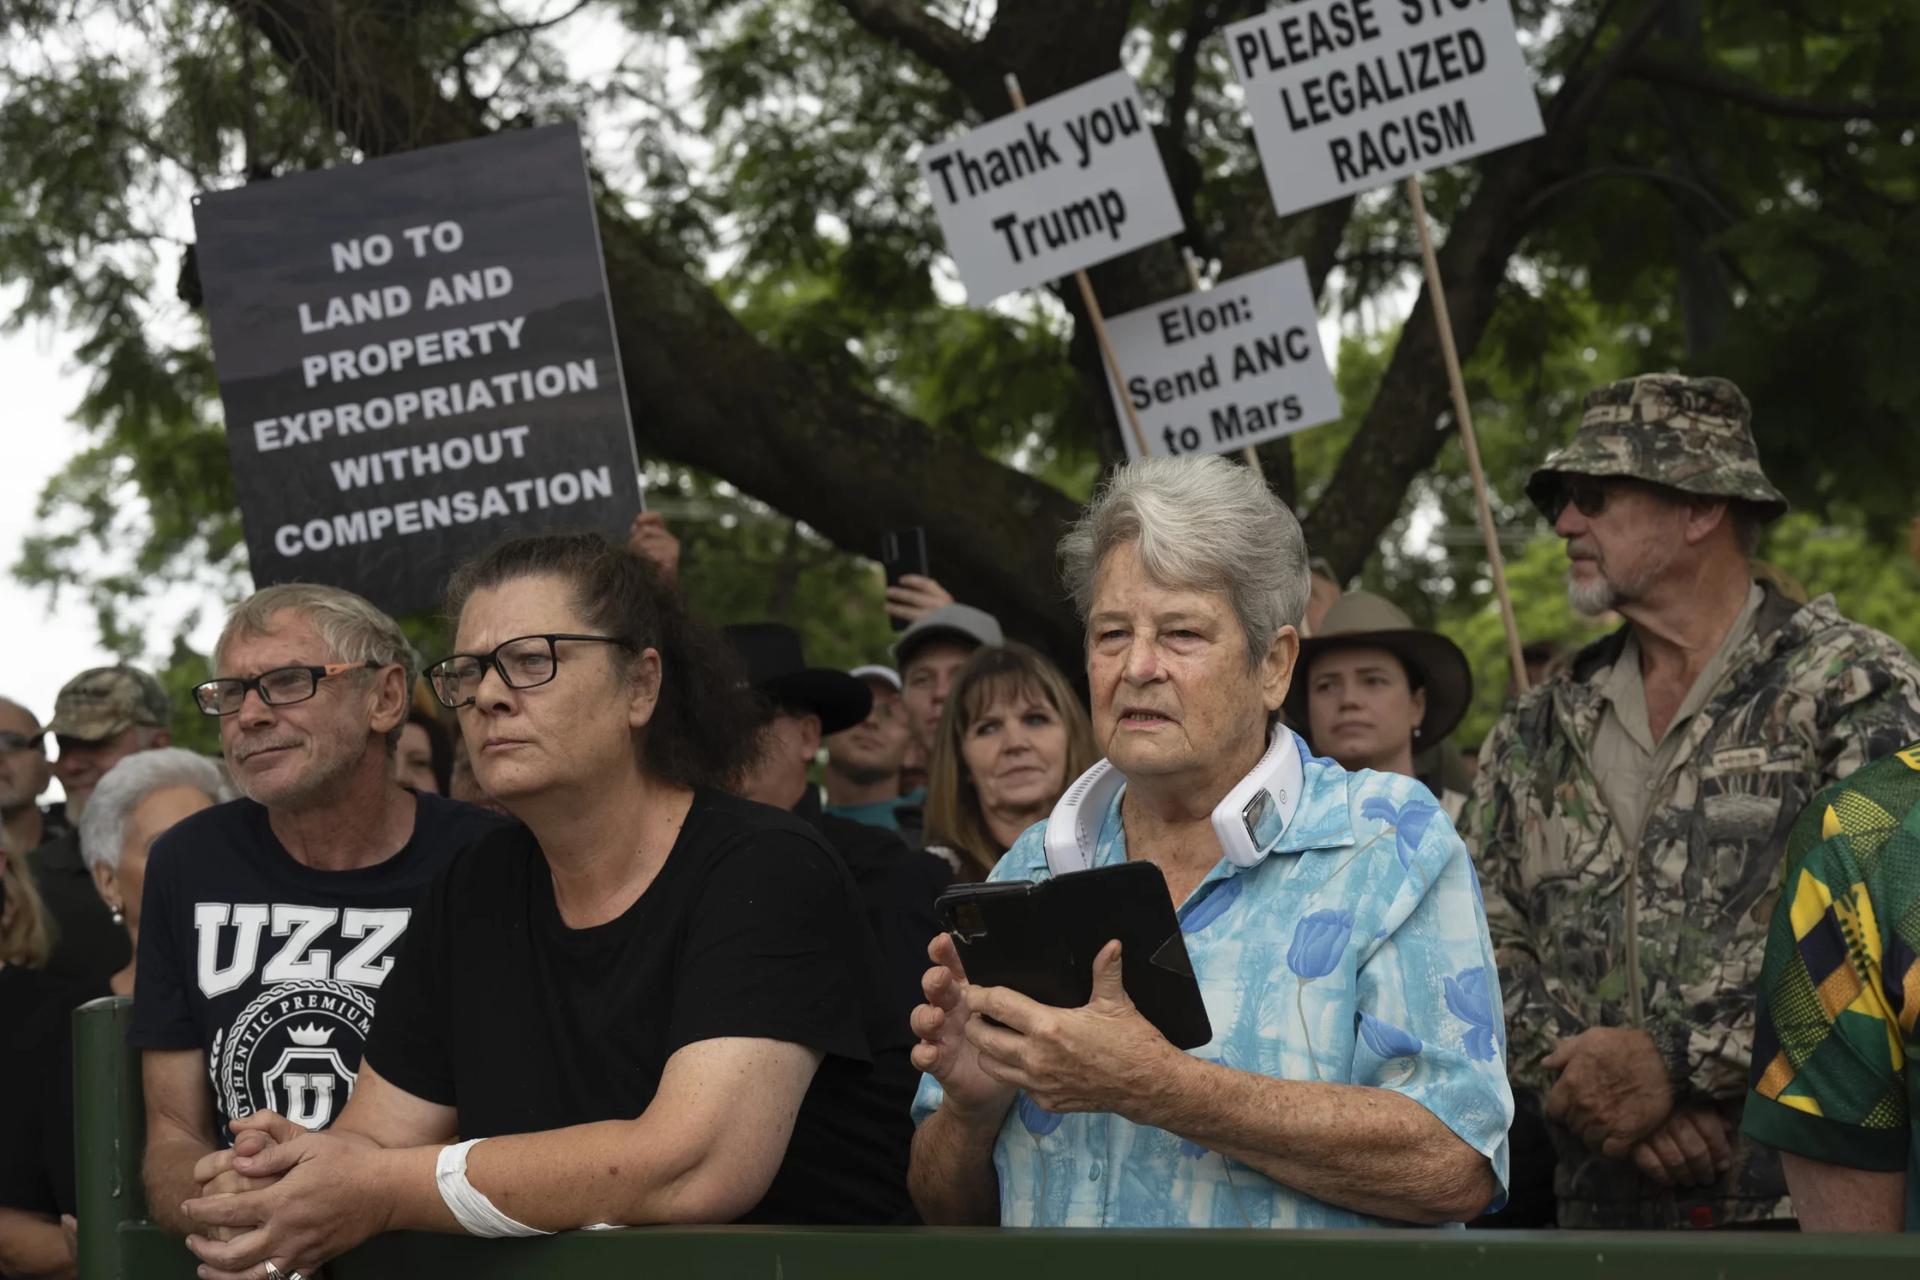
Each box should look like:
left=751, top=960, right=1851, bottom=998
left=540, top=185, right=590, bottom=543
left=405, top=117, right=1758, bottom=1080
left=1004, top=74, right=1152, bottom=460
left=1404, top=173, right=1530, bottom=693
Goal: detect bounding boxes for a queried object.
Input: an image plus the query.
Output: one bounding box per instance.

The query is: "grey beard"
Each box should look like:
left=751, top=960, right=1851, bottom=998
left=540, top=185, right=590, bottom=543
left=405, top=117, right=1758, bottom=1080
left=1566, top=539, right=1677, bottom=618
left=1567, top=575, right=1619, bottom=617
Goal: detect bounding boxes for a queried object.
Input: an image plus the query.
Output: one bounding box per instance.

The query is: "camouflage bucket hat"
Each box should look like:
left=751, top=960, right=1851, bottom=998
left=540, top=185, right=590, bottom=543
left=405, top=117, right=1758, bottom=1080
left=45, top=666, right=171, bottom=741
left=1525, top=374, right=1789, bottom=523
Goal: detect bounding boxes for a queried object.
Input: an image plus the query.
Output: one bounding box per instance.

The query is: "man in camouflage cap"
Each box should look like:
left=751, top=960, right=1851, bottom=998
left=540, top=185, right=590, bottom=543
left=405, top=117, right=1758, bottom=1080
left=1465, top=373, right=1920, bottom=1228
left=28, top=665, right=174, bottom=985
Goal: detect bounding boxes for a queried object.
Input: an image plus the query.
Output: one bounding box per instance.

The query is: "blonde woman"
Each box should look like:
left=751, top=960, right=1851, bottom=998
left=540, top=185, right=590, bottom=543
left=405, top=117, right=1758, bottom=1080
left=923, top=643, right=1096, bottom=881
left=0, top=842, right=76, bottom=1278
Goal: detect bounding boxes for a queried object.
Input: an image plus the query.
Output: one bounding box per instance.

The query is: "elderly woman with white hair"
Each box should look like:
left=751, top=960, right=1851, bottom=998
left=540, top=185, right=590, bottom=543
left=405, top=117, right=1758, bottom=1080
left=79, top=748, right=234, bottom=996
left=0, top=750, right=229, bottom=1274
left=908, top=455, right=1513, bottom=1228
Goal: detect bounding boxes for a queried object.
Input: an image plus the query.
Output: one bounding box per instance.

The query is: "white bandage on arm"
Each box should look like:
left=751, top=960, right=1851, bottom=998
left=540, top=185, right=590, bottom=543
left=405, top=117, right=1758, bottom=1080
left=434, top=1138, right=552, bottom=1238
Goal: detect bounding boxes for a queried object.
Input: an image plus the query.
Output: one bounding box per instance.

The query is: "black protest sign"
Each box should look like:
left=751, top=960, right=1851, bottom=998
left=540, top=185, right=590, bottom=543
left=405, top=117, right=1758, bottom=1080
left=193, top=123, right=641, bottom=616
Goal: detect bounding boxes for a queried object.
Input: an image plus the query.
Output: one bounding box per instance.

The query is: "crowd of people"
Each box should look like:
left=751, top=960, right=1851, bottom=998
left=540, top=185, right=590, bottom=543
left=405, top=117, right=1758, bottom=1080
left=0, top=371, right=1915, bottom=1279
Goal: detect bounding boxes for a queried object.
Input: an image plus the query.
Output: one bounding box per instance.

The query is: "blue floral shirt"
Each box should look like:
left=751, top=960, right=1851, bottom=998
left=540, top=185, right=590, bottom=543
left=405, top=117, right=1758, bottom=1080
left=911, top=731, right=1513, bottom=1228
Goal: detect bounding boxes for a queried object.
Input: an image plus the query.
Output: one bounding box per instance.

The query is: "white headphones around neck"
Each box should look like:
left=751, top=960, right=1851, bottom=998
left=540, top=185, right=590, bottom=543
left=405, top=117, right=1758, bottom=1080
left=1041, top=725, right=1305, bottom=876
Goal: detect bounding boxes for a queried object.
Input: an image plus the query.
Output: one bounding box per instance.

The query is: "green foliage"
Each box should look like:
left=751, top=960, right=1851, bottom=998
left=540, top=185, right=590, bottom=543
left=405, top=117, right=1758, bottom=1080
left=1758, top=513, right=1920, bottom=659
left=5, top=0, right=1920, bottom=683
left=649, top=468, right=897, bottom=669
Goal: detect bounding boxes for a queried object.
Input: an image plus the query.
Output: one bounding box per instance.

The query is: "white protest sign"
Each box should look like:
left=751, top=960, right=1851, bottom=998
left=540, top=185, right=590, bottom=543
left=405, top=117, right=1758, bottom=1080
left=1226, top=0, right=1543, bottom=218
left=1104, top=259, right=1339, bottom=460
left=919, top=70, right=1184, bottom=304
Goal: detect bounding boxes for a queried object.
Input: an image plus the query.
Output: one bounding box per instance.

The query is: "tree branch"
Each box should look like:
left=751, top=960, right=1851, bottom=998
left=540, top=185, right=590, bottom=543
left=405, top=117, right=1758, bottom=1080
left=1628, top=57, right=1920, bottom=122
left=455, top=0, right=593, bottom=66
left=217, top=0, right=1089, bottom=661
left=834, top=0, right=979, bottom=85
left=1303, top=0, right=1679, bottom=578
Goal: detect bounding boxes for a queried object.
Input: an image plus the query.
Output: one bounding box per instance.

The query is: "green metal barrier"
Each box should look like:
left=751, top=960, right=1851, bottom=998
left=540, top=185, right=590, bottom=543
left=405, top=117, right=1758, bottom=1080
left=74, top=998, right=1917, bottom=1279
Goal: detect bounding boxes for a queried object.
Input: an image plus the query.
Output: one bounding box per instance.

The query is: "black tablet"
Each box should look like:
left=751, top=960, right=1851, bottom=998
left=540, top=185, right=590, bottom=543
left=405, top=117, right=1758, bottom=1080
left=936, top=860, right=1212, bottom=1050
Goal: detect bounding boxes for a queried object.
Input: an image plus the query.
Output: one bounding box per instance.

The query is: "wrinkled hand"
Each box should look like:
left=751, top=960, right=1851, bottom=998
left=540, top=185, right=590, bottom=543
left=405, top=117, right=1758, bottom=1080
left=194, top=1119, right=302, bottom=1244
left=910, top=932, right=1016, bottom=1120
left=884, top=574, right=953, bottom=624
left=963, top=941, right=1174, bottom=1116
left=1543, top=1027, right=1672, bottom=1157
left=1629, top=1106, right=1733, bottom=1188
left=627, top=512, right=681, bottom=582
left=181, top=1129, right=390, bottom=1280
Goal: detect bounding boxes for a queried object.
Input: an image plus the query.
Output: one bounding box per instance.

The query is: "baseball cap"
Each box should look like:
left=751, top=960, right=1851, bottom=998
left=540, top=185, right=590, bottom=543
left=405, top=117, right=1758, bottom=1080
left=849, top=664, right=902, bottom=691
left=46, top=666, right=171, bottom=741
left=893, top=604, right=1004, bottom=670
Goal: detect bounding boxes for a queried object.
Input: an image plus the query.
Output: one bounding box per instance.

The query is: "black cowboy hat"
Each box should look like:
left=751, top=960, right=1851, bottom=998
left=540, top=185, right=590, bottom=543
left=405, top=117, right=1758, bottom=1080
left=723, top=623, right=872, bottom=736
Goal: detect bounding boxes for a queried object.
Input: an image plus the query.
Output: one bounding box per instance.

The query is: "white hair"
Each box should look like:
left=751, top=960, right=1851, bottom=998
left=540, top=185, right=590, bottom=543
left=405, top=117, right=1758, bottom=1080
left=214, top=583, right=417, bottom=684
left=79, top=748, right=234, bottom=874
left=1058, top=455, right=1311, bottom=666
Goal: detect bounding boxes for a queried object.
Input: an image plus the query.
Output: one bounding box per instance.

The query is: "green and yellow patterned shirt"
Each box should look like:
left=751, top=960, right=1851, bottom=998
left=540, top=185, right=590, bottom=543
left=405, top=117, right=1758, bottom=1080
left=1744, top=744, right=1920, bottom=1229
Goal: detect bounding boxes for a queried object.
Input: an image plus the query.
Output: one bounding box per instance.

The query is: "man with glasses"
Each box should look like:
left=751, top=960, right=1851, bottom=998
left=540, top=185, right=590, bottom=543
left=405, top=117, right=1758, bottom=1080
left=1465, top=374, right=1920, bottom=1229
left=26, top=667, right=172, bottom=985
left=0, top=698, right=56, bottom=862
left=128, top=584, right=508, bottom=1238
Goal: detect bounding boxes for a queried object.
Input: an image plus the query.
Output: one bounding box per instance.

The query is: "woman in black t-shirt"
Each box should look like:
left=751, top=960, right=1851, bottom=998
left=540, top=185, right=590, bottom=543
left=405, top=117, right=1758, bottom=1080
left=182, top=534, right=905, bottom=1278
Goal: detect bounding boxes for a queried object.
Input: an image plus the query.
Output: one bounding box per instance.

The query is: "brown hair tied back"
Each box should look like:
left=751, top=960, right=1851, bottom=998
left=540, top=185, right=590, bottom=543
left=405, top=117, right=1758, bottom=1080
left=444, top=532, right=760, bottom=791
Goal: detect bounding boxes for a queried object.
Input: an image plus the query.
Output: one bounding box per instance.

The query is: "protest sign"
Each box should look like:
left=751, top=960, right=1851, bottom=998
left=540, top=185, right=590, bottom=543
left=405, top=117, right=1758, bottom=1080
left=1225, top=0, right=1543, bottom=218
left=920, top=70, right=1184, bottom=305
left=192, top=122, right=641, bottom=616
left=1103, top=259, right=1339, bottom=461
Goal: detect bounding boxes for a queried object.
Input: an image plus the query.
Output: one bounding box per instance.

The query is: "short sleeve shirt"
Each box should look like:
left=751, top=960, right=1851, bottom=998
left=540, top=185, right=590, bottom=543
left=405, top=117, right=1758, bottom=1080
left=128, top=791, right=509, bottom=1140
left=363, top=788, right=909, bottom=1225
left=911, top=731, right=1514, bottom=1228
left=1744, top=744, right=1920, bottom=1230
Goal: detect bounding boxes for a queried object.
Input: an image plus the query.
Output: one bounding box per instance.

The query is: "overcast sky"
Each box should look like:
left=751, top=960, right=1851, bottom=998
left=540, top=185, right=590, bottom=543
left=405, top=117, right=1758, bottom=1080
left=0, top=316, right=202, bottom=724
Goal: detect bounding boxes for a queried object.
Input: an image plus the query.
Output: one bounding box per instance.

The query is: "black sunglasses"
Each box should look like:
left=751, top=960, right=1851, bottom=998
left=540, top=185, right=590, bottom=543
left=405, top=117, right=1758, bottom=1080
left=0, top=730, right=44, bottom=754
left=1545, top=478, right=1616, bottom=523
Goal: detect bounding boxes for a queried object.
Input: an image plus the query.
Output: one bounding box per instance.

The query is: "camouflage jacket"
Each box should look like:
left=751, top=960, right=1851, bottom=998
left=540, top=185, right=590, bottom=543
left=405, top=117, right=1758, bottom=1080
left=1464, top=587, right=1920, bottom=1227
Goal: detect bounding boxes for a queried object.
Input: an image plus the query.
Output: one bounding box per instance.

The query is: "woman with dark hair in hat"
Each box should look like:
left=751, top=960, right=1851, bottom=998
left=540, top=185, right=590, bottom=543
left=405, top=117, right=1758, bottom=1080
left=178, top=535, right=911, bottom=1279
left=1285, top=591, right=1474, bottom=819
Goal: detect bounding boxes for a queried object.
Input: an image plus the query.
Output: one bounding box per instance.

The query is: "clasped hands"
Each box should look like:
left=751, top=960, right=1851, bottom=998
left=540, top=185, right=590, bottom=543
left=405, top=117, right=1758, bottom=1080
left=1543, top=1027, right=1732, bottom=1188
left=179, top=1112, right=390, bottom=1280
left=910, top=931, right=1178, bottom=1121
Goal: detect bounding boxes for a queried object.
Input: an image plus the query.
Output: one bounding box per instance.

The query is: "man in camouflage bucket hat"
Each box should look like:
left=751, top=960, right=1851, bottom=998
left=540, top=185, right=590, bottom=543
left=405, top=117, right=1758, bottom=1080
left=1465, top=373, right=1920, bottom=1228
left=28, top=665, right=174, bottom=985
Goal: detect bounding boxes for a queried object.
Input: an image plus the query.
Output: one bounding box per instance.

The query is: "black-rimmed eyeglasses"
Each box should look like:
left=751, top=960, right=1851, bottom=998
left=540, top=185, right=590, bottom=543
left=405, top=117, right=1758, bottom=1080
left=425, top=634, right=632, bottom=709
left=193, top=661, right=383, bottom=717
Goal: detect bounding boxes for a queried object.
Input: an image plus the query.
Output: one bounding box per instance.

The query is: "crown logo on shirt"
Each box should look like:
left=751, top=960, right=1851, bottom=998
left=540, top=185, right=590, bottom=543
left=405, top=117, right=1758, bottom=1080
left=287, top=1023, right=334, bottom=1047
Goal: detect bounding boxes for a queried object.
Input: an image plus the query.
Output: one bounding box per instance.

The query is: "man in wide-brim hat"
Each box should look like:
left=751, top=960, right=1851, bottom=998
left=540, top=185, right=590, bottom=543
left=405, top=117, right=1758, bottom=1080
left=1283, top=591, right=1473, bottom=815
left=1464, top=373, right=1920, bottom=1230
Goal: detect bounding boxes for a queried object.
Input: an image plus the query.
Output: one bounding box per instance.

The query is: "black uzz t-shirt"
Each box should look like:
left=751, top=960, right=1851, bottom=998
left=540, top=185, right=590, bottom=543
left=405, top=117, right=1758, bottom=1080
left=129, top=791, right=509, bottom=1139
left=363, top=788, right=907, bottom=1224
